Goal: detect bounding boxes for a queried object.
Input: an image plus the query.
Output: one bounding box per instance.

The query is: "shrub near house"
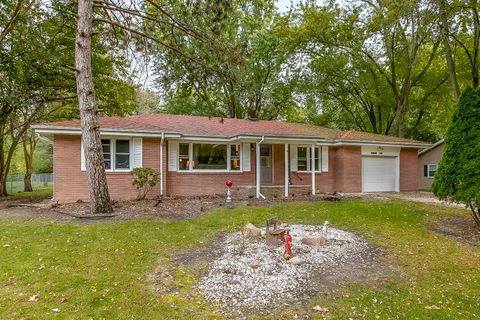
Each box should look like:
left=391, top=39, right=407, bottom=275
left=433, top=88, right=480, bottom=226
left=131, top=168, right=159, bottom=200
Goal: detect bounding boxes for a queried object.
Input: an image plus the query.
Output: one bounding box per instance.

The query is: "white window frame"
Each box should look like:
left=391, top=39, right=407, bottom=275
left=296, top=145, right=321, bottom=172
left=427, top=163, right=437, bottom=178
left=101, top=137, right=133, bottom=172
left=176, top=142, right=243, bottom=173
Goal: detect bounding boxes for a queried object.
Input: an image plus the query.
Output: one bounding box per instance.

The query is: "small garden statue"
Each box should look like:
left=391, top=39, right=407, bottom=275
left=226, top=180, right=233, bottom=203
left=322, top=221, right=330, bottom=235
left=284, top=229, right=292, bottom=260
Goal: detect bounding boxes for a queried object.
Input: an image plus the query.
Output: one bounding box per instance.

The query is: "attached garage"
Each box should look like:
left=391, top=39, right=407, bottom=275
left=361, top=147, right=400, bottom=192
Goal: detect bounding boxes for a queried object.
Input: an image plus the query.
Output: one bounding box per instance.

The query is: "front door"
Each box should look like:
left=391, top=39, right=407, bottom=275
left=260, top=144, right=273, bottom=184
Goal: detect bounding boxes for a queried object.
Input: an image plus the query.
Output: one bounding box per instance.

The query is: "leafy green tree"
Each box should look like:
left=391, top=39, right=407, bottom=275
left=432, top=88, right=480, bottom=226
left=283, top=0, right=453, bottom=140
left=149, top=0, right=294, bottom=120
left=437, top=0, right=480, bottom=96
left=0, top=0, right=139, bottom=197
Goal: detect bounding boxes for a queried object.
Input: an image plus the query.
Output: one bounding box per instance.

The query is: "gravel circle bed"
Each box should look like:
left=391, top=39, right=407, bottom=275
left=198, top=224, right=375, bottom=311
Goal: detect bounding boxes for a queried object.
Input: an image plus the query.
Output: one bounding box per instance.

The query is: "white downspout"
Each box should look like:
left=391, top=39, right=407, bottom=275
left=284, top=143, right=289, bottom=198
left=256, top=136, right=266, bottom=199
left=311, top=143, right=316, bottom=195
left=160, top=132, right=164, bottom=196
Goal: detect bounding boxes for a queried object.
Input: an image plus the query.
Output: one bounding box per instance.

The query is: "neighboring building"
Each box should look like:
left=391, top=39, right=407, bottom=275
left=33, top=114, right=430, bottom=201
left=418, top=139, right=445, bottom=190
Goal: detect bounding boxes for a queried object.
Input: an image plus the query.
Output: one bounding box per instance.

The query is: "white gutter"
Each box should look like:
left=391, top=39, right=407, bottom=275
left=160, top=132, right=164, bottom=196
left=33, top=125, right=431, bottom=149
left=256, top=136, right=266, bottom=199
left=33, top=126, right=181, bottom=139
left=36, top=133, right=53, bottom=144
left=418, top=139, right=444, bottom=156
left=311, top=143, right=316, bottom=195
left=329, top=140, right=431, bottom=148
left=284, top=143, right=289, bottom=198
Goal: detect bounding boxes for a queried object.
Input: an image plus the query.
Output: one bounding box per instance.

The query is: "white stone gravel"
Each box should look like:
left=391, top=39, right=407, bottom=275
left=198, top=224, right=373, bottom=310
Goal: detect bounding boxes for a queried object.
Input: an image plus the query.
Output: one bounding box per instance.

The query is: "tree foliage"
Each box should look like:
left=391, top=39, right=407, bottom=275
left=148, top=0, right=294, bottom=119
left=438, top=0, right=480, bottom=92
left=281, top=0, right=456, bottom=140
left=0, top=0, right=139, bottom=197
left=432, top=88, right=480, bottom=226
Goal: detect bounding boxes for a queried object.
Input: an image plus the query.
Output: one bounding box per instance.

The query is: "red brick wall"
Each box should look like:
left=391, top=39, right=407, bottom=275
left=289, top=146, right=337, bottom=193
left=53, top=135, right=162, bottom=201
left=335, top=146, right=362, bottom=192
left=400, top=148, right=418, bottom=191
left=273, top=144, right=285, bottom=185
left=53, top=136, right=420, bottom=201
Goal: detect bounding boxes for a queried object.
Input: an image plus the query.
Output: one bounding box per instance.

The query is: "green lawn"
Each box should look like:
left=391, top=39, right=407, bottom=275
left=0, top=200, right=478, bottom=319
left=2, top=186, right=53, bottom=200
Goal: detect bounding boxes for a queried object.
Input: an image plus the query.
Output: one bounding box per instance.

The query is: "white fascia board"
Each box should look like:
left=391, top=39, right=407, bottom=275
left=32, top=125, right=432, bottom=148
left=177, top=135, right=329, bottom=143
left=33, top=126, right=181, bottom=138
left=418, top=139, right=444, bottom=155
left=177, top=136, right=240, bottom=142
left=332, top=139, right=432, bottom=149
left=236, top=135, right=328, bottom=143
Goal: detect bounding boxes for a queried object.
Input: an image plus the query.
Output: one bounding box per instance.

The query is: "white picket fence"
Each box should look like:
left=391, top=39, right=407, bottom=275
left=6, top=173, right=53, bottom=193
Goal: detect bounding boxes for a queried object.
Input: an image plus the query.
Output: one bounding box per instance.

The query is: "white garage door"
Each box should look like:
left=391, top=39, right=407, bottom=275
left=362, top=156, right=397, bottom=192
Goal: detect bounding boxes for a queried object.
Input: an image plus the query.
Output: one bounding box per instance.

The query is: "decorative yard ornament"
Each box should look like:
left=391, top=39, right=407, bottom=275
left=322, top=221, right=330, bottom=235
left=226, top=180, right=233, bottom=203
left=265, top=217, right=286, bottom=246
left=284, top=229, right=292, bottom=260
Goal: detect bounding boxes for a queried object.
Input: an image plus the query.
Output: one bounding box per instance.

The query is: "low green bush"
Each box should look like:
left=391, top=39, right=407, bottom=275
left=131, top=167, right=160, bottom=200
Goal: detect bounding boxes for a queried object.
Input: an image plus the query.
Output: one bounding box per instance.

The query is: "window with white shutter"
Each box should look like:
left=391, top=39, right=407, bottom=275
left=168, top=141, right=179, bottom=171
left=321, top=146, right=329, bottom=172
left=132, top=138, right=142, bottom=168
left=242, top=143, right=251, bottom=171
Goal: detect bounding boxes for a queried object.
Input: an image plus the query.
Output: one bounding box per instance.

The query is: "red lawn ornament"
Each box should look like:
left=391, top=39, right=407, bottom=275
left=284, top=229, right=292, bottom=260
left=226, top=180, right=233, bottom=204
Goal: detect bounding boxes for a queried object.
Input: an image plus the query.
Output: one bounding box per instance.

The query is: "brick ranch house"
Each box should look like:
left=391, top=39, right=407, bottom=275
left=33, top=114, right=431, bottom=201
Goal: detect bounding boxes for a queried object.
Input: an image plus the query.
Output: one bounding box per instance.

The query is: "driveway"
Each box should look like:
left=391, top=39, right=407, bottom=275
left=380, top=191, right=466, bottom=209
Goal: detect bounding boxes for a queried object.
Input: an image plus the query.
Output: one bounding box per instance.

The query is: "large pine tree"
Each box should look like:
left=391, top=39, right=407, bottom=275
left=432, top=88, right=480, bottom=226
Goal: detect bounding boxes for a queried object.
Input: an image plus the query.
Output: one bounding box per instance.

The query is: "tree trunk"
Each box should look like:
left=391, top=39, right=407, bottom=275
left=76, top=0, right=113, bottom=213
left=0, top=176, right=6, bottom=197
left=472, top=0, right=479, bottom=89
left=23, top=172, right=32, bottom=192
left=439, top=0, right=460, bottom=99
left=0, top=126, right=8, bottom=197
left=397, top=100, right=406, bottom=138
left=22, top=130, right=36, bottom=192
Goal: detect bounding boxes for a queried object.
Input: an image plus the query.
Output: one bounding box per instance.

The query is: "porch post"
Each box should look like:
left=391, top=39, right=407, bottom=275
left=160, top=132, right=164, bottom=196
left=284, top=143, right=289, bottom=198
left=256, top=142, right=261, bottom=198
left=311, top=143, right=316, bottom=195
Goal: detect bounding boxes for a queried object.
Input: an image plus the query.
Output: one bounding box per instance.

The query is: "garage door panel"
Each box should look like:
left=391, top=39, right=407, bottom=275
left=362, top=156, right=397, bottom=192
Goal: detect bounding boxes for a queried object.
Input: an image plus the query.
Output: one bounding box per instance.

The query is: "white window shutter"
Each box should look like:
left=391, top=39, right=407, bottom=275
left=132, top=138, right=142, bottom=168
left=321, top=146, right=329, bottom=172
left=168, top=141, right=178, bottom=171
left=290, top=146, right=298, bottom=171
left=242, top=143, right=251, bottom=171
left=80, top=140, right=86, bottom=171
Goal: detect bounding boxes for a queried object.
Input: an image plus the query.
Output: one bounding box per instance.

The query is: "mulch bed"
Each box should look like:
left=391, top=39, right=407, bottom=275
left=0, top=193, right=349, bottom=224
left=429, top=216, right=480, bottom=246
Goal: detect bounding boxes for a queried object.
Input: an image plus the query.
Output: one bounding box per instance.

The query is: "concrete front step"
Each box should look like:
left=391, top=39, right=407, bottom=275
left=233, top=185, right=312, bottom=199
